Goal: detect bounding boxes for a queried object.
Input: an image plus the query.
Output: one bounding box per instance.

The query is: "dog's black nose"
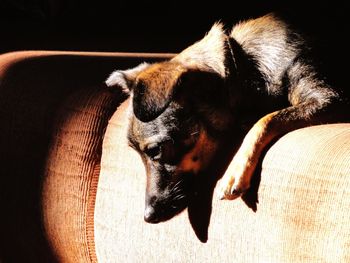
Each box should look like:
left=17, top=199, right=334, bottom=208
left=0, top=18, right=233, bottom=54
left=144, top=206, right=160, bottom=223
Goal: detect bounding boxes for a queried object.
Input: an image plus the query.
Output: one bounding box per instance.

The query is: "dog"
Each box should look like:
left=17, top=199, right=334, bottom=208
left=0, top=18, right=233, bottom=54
left=105, top=13, right=349, bottom=223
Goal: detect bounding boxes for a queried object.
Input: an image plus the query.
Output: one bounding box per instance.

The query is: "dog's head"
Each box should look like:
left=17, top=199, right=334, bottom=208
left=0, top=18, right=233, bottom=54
left=106, top=23, right=241, bottom=223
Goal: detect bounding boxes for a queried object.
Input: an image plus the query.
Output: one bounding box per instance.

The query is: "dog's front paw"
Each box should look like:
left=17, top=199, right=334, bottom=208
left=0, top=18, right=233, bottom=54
left=217, top=156, right=253, bottom=200
left=218, top=175, right=249, bottom=201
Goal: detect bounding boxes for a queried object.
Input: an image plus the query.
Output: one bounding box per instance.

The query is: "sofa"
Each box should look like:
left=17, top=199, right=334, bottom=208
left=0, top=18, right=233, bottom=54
left=0, top=51, right=349, bottom=263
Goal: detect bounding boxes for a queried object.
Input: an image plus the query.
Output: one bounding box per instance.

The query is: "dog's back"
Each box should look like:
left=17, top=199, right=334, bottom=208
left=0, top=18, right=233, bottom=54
left=231, top=14, right=304, bottom=95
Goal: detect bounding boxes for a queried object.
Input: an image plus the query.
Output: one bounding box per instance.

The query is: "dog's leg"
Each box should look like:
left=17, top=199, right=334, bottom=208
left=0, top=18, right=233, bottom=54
left=218, top=98, right=341, bottom=200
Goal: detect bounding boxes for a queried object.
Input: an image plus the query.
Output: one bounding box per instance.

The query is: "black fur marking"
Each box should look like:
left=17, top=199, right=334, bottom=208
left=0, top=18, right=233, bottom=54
left=132, top=80, right=170, bottom=122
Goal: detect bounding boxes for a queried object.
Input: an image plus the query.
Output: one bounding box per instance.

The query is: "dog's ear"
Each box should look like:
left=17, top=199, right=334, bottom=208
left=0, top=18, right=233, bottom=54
left=105, top=62, right=150, bottom=93
left=132, top=62, right=187, bottom=122
left=172, top=23, right=230, bottom=78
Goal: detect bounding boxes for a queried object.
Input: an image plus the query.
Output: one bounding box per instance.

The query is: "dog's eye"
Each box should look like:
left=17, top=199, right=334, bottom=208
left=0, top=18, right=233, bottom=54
left=145, top=145, right=161, bottom=160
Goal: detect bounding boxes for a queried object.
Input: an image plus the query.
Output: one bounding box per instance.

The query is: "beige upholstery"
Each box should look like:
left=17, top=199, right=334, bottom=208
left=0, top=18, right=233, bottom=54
left=0, top=51, right=349, bottom=263
left=98, top=100, right=350, bottom=263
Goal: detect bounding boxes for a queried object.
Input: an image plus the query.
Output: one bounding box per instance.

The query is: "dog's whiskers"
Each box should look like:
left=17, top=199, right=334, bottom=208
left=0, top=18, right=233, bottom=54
left=170, top=179, right=184, bottom=193
left=172, top=194, right=186, bottom=201
left=191, top=131, right=199, bottom=136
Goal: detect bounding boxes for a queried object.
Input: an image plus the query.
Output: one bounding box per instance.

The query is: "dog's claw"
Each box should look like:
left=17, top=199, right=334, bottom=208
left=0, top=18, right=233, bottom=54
left=218, top=187, right=241, bottom=200
left=219, top=191, right=242, bottom=200
left=218, top=191, right=227, bottom=200
left=231, top=186, right=245, bottom=197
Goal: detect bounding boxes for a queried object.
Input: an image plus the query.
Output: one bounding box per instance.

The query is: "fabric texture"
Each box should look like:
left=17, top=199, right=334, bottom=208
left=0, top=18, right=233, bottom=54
left=96, top=99, right=350, bottom=263
left=42, top=87, right=122, bottom=263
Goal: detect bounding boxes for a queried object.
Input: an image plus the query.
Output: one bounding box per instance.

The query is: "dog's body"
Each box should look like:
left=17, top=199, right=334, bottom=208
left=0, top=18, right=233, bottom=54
left=106, top=14, right=349, bottom=223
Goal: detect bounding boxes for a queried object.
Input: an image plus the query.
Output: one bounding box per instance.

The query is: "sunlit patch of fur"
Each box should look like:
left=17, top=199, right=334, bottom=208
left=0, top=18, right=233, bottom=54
left=177, top=129, right=218, bottom=174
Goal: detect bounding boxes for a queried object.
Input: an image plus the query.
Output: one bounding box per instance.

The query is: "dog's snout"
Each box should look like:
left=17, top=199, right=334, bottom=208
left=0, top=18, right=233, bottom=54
left=143, top=178, right=191, bottom=223
left=144, top=205, right=160, bottom=223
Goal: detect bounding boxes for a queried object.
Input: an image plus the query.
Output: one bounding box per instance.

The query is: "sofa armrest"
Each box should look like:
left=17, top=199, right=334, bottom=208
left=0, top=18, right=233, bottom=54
left=0, top=51, right=173, bottom=263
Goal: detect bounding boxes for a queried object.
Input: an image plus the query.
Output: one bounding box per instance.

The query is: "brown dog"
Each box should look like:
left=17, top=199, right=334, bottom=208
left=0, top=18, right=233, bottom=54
left=106, top=14, right=349, bottom=223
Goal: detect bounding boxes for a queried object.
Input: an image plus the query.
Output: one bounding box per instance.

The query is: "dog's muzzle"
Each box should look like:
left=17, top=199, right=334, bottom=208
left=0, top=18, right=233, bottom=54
left=143, top=170, right=195, bottom=223
left=143, top=200, right=188, bottom=224
left=144, top=195, right=186, bottom=224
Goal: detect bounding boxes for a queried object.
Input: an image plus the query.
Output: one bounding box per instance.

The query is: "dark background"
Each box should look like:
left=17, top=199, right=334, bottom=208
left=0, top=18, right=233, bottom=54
left=0, top=0, right=347, bottom=54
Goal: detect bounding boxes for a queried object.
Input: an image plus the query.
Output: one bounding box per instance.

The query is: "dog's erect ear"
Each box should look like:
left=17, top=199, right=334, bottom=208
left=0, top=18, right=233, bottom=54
left=132, top=62, right=187, bottom=122
left=105, top=62, right=150, bottom=93
left=172, top=23, right=231, bottom=78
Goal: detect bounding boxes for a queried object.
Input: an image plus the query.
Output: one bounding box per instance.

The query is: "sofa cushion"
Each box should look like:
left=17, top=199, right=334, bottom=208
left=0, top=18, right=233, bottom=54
left=96, top=98, right=350, bottom=262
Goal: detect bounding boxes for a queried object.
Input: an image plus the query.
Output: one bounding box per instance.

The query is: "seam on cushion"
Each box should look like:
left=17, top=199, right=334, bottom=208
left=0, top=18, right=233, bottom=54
left=84, top=90, right=128, bottom=263
left=86, top=163, right=100, bottom=263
